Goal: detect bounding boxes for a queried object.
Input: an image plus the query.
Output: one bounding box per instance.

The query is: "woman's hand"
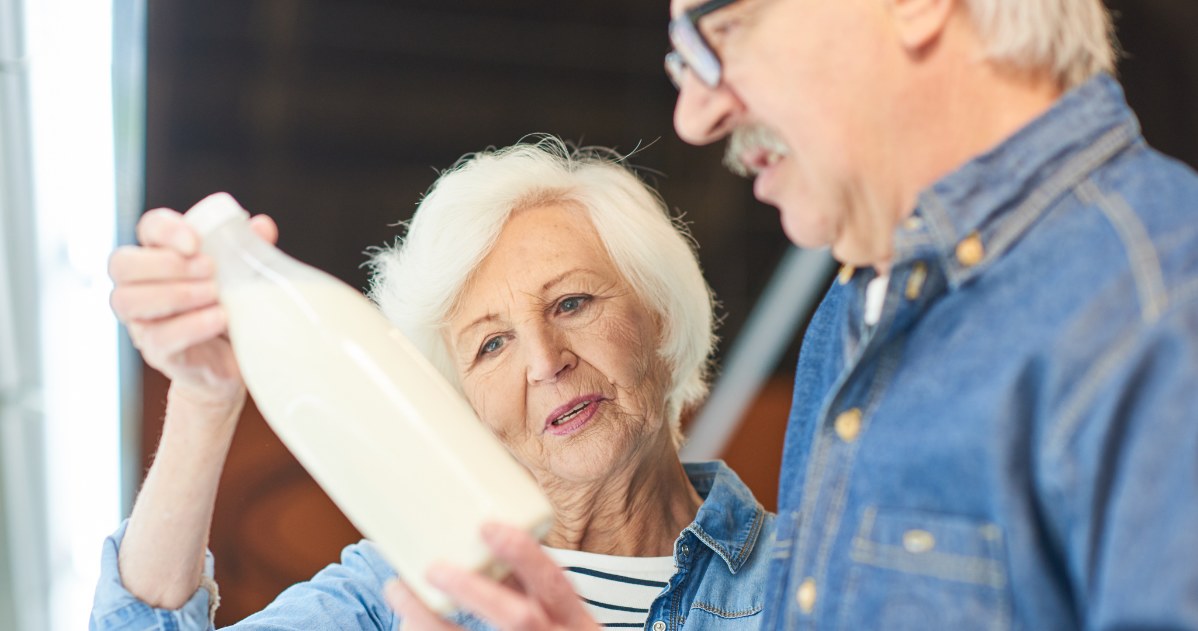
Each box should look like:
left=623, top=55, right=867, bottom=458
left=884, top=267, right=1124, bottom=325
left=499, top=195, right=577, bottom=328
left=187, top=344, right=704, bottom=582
left=385, top=523, right=600, bottom=631
left=114, top=206, right=281, bottom=608
left=109, top=207, right=278, bottom=409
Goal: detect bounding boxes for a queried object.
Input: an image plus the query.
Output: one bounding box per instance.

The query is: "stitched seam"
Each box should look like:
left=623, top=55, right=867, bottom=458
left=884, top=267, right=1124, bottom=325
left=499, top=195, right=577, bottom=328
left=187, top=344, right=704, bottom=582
left=792, top=399, right=840, bottom=576
left=982, top=124, right=1133, bottom=271
left=772, top=518, right=793, bottom=559
left=690, top=601, right=763, bottom=618
left=687, top=526, right=734, bottom=571
left=1045, top=330, right=1140, bottom=469
left=929, top=123, right=1137, bottom=288
left=811, top=339, right=906, bottom=598
left=849, top=539, right=1007, bottom=588
left=732, top=505, right=765, bottom=567
left=1077, top=180, right=1168, bottom=322
left=794, top=289, right=874, bottom=575
left=1046, top=275, right=1198, bottom=461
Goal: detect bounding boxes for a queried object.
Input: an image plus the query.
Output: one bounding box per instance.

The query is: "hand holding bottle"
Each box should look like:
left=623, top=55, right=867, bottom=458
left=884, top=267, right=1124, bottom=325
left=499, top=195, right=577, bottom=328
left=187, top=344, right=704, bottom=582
left=108, top=206, right=279, bottom=407
left=111, top=204, right=280, bottom=608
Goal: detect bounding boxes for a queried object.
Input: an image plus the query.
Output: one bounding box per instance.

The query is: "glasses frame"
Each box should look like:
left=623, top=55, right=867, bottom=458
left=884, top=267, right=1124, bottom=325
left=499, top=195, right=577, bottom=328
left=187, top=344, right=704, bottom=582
left=665, top=0, right=743, bottom=89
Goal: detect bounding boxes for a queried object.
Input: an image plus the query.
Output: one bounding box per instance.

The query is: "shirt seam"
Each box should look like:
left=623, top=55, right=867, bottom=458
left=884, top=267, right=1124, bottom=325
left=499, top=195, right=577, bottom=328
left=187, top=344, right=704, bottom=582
left=922, top=121, right=1138, bottom=289
left=1076, top=179, right=1168, bottom=322
left=1045, top=275, right=1198, bottom=461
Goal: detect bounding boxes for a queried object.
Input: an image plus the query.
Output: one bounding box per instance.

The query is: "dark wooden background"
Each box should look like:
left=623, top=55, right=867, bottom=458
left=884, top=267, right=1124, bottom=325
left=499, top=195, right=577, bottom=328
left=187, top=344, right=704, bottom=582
left=136, top=0, right=1198, bottom=624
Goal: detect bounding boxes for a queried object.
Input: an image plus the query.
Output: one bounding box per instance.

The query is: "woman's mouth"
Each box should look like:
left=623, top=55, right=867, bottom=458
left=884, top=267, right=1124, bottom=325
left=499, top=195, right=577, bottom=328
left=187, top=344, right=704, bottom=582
left=544, top=395, right=604, bottom=436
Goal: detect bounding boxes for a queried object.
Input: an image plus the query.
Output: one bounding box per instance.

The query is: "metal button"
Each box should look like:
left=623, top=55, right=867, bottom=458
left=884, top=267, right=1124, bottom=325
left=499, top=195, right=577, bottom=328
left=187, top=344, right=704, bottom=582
left=681, top=544, right=690, bottom=556
left=834, top=408, right=862, bottom=442
left=903, top=215, right=924, bottom=231
left=796, top=577, right=817, bottom=613
left=905, top=262, right=928, bottom=300
left=955, top=232, right=985, bottom=267
left=837, top=264, right=855, bottom=285
left=652, top=621, right=666, bottom=631
left=903, top=529, right=936, bottom=554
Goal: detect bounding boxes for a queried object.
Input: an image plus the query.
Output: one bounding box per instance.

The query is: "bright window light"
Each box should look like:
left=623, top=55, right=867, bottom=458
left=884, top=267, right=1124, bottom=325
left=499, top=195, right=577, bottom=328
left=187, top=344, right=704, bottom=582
left=24, top=0, right=121, bottom=629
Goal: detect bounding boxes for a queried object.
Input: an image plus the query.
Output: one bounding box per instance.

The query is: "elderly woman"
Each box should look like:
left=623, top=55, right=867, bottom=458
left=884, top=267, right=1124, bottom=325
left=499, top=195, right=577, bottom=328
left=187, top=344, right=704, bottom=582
left=92, top=138, right=774, bottom=631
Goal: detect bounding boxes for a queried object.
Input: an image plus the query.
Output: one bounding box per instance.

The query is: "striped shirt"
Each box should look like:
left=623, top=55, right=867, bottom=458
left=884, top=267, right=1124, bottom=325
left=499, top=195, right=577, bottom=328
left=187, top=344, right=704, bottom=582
left=543, top=547, right=675, bottom=629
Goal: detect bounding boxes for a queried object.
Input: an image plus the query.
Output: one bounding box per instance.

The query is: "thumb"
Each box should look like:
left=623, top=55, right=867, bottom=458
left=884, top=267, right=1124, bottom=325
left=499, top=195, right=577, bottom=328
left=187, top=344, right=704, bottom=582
left=248, top=214, right=280, bottom=245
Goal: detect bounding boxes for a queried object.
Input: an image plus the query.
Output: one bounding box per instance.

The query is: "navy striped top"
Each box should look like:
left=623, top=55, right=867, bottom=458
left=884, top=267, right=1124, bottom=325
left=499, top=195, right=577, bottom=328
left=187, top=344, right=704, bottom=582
left=543, top=547, right=675, bottom=629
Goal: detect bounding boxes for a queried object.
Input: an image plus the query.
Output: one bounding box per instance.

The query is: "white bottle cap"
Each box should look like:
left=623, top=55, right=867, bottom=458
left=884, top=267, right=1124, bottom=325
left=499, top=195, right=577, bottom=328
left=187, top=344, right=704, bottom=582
left=184, top=192, right=251, bottom=236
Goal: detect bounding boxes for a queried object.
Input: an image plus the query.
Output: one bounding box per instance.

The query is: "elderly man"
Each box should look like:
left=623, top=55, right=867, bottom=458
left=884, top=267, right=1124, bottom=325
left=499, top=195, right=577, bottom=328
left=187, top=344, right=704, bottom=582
left=394, top=1, right=1198, bottom=629
left=666, top=0, right=1198, bottom=629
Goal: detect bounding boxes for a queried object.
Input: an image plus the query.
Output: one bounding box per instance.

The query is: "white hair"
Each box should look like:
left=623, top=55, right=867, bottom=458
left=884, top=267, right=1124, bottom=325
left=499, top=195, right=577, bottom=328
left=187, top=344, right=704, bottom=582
left=367, top=136, right=716, bottom=444
left=963, top=0, right=1116, bottom=89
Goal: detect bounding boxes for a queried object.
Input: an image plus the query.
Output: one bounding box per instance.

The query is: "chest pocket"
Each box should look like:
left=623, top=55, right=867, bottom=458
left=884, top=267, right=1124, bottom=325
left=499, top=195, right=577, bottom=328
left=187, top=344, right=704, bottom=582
left=837, top=506, right=1012, bottom=631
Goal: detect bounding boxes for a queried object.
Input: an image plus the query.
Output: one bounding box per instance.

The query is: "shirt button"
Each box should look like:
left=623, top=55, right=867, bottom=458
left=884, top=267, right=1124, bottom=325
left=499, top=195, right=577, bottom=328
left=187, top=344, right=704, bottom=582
left=680, top=544, right=690, bottom=555
left=905, top=262, right=928, bottom=300
left=652, top=621, right=666, bottom=631
left=956, top=232, right=985, bottom=267
left=903, top=529, right=936, bottom=553
left=796, top=577, right=817, bottom=613
left=834, top=408, right=862, bottom=442
left=837, top=264, right=855, bottom=285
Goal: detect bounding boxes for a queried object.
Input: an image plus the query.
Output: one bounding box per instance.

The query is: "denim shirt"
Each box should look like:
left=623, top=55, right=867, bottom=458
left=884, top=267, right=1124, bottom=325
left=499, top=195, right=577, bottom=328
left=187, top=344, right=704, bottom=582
left=762, top=74, right=1198, bottom=631
left=91, top=460, right=774, bottom=630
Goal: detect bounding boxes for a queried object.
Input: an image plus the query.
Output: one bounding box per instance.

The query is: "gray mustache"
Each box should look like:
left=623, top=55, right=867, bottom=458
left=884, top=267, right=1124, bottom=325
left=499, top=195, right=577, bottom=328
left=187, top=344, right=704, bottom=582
left=723, top=125, right=791, bottom=177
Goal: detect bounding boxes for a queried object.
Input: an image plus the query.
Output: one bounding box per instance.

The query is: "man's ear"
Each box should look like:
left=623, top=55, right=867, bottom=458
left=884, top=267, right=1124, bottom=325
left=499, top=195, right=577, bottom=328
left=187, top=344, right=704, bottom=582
left=886, top=0, right=958, bottom=52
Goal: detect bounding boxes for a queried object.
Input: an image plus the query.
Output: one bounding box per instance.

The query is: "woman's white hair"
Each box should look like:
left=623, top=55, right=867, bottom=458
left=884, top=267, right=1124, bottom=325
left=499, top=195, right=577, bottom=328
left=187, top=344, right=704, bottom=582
left=963, top=0, right=1116, bottom=89
left=367, top=136, right=716, bottom=445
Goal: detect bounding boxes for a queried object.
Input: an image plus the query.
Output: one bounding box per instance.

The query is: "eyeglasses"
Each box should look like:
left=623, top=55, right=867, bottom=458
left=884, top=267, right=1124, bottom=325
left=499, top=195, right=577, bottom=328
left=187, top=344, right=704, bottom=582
left=665, top=0, right=743, bottom=89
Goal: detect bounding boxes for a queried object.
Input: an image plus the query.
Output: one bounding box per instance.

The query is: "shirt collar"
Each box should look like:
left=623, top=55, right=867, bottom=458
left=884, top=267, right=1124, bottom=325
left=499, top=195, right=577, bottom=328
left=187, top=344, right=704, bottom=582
left=894, top=73, right=1141, bottom=288
left=682, top=460, right=767, bottom=574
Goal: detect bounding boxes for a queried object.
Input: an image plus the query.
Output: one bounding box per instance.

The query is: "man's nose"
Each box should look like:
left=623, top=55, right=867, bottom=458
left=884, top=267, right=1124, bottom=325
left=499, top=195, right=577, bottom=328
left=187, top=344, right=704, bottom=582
left=673, top=76, right=744, bottom=145
left=525, top=328, right=577, bottom=385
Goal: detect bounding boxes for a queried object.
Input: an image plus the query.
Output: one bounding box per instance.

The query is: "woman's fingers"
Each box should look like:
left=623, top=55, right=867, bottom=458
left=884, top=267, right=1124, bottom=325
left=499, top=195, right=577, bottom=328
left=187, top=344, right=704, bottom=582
left=248, top=214, right=279, bottom=244
left=424, top=562, right=551, bottom=631
left=136, top=207, right=199, bottom=255
left=110, top=279, right=219, bottom=322
left=412, top=523, right=598, bottom=631
left=480, top=523, right=594, bottom=628
left=108, top=247, right=213, bottom=285
left=384, top=580, right=459, bottom=631
left=126, top=305, right=228, bottom=365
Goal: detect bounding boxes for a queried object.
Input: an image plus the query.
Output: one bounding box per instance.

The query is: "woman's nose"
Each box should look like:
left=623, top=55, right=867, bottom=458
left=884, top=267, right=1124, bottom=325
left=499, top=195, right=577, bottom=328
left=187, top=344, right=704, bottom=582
left=524, top=329, right=577, bottom=385
left=673, top=75, right=745, bottom=146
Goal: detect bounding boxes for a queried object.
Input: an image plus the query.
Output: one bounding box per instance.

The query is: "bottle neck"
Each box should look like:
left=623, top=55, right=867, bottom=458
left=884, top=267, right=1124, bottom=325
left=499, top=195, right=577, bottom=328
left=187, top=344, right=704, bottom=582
left=200, top=219, right=287, bottom=291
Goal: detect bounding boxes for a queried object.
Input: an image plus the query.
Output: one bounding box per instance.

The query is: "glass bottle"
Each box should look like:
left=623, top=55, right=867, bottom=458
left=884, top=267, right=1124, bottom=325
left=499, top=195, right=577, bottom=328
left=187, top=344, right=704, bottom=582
left=184, top=192, right=554, bottom=613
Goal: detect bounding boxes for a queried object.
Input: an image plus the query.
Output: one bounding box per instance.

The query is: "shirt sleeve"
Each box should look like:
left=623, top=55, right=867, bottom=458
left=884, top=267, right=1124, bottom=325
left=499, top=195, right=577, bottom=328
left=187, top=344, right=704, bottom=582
left=1042, top=302, right=1198, bottom=630
left=231, top=539, right=398, bottom=630
left=89, top=520, right=217, bottom=631
left=89, top=521, right=400, bottom=630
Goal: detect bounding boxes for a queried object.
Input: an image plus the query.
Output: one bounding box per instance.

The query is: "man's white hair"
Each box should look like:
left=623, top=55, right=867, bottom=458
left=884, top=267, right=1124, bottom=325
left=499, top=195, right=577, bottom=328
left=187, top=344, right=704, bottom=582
left=964, top=0, right=1116, bottom=89
left=367, top=136, right=716, bottom=445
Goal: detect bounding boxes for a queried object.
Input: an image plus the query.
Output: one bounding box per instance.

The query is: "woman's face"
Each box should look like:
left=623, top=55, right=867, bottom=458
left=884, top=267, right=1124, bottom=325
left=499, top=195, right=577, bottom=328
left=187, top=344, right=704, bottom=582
left=446, top=202, right=672, bottom=486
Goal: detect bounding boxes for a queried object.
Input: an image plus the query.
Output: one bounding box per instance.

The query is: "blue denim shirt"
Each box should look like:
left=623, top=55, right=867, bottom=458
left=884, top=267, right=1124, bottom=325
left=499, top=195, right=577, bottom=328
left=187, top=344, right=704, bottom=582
left=91, top=460, right=774, bottom=630
left=762, top=74, right=1198, bottom=630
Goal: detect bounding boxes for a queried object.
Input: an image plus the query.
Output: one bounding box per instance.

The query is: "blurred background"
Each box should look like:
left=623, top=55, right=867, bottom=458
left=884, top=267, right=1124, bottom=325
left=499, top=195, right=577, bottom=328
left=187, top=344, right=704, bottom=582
left=1, top=0, right=1195, bottom=628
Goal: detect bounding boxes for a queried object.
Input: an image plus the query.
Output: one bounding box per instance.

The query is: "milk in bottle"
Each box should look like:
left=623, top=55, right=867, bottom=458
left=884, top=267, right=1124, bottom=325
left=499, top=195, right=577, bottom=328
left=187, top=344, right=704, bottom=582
left=183, top=192, right=554, bottom=614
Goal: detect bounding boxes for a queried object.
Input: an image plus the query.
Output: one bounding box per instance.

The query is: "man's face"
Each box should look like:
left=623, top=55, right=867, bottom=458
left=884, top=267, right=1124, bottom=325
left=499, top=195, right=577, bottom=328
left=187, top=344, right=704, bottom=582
left=671, top=0, right=897, bottom=265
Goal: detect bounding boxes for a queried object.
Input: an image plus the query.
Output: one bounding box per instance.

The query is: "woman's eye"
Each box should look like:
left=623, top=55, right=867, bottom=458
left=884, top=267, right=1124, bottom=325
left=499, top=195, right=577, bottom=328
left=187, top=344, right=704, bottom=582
left=479, top=336, right=505, bottom=357
left=557, top=295, right=590, bottom=314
